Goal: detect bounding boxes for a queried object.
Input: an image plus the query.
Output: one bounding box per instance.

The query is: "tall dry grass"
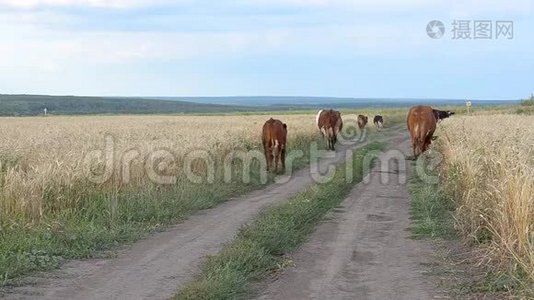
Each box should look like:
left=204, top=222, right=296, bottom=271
left=438, top=114, right=534, bottom=284
left=0, top=114, right=319, bottom=224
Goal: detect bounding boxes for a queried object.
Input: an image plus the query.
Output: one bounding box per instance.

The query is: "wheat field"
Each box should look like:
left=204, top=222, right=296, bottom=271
left=0, top=111, right=398, bottom=281
left=0, top=114, right=324, bottom=224
left=438, top=114, right=534, bottom=285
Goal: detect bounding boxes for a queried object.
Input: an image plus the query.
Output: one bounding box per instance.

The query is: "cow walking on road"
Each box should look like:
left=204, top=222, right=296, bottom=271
left=316, top=109, right=343, bottom=151
left=357, top=115, right=368, bottom=130
left=373, top=115, right=384, bottom=130
left=262, top=118, right=287, bottom=173
left=407, top=106, right=437, bottom=158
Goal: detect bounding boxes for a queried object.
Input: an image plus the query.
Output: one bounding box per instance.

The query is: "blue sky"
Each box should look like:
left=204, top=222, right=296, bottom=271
left=0, top=0, right=532, bottom=99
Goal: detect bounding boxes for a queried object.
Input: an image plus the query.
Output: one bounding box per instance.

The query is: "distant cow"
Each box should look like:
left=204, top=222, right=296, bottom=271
left=262, top=118, right=287, bottom=172
left=373, top=115, right=384, bottom=130
left=316, top=109, right=343, bottom=151
left=407, top=106, right=437, bottom=158
left=357, top=115, right=368, bottom=129
left=432, top=109, right=455, bottom=121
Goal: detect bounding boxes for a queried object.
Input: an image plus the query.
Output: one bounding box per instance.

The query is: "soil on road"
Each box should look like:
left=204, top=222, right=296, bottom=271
left=255, top=134, right=444, bottom=300
left=0, top=127, right=404, bottom=300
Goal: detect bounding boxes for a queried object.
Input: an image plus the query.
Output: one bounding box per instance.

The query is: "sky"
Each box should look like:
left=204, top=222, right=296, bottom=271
left=0, top=0, right=532, bottom=99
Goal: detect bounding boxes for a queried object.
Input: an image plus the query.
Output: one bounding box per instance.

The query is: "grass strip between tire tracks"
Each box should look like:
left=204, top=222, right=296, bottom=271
left=175, top=142, right=385, bottom=300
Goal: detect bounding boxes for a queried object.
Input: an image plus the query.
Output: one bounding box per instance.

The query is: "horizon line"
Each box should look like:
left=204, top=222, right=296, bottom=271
left=0, top=94, right=522, bottom=101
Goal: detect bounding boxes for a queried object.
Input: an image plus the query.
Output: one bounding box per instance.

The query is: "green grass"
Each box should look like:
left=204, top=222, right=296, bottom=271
left=0, top=135, right=318, bottom=284
left=0, top=180, right=266, bottom=284
left=408, top=160, right=525, bottom=297
left=0, top=183, right=258, bottom=283
left=408, top=167, right=455, bottom=240
left=175, top=142, right=385, bottom=300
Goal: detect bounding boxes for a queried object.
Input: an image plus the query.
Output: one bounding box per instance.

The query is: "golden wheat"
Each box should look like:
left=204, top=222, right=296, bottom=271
left=0, top=114, right=321, bottom=222
left=0, top=109, right=399, bottom=223
left=438, top=114, right=534, bottom=283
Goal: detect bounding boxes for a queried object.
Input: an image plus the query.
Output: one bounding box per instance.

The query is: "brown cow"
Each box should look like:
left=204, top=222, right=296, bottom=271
left=357, top=115, right=368, bottom=129
left=262, top=118, right=287, bottom=172
left=316, top=109, right=343, bottom=151
left=407, top=106, right=437, bottom=158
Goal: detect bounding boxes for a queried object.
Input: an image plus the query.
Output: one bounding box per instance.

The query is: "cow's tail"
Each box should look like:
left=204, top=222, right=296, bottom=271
left=272, top=138, right=279, bottom=157
left=413, top=122, right=423, bottom=156
left=264, top=129, right=275, bottom=151
left=327, top=127, right=334, bottom=138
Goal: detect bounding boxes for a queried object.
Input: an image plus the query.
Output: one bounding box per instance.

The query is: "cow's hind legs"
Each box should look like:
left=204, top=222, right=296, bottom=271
left=265, top=147, right=274, bottom=171
left=412, top=141, right=419, bottom=160
left=330, top=136, right=336, bottom=151
left=273, top=145, right=281, bottom=173
left=280, top=147, right=286, bottom=173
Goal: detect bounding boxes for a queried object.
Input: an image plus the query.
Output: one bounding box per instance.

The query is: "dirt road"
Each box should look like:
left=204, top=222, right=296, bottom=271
left=1, top=128, right=404, bottom=300
left=255, top=134, right=442, bottom=300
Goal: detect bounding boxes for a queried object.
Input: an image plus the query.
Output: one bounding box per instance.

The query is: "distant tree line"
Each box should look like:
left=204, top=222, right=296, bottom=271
left=521, top=94, right=534, bottom=107
left=0, top=94, right=262, bottom=116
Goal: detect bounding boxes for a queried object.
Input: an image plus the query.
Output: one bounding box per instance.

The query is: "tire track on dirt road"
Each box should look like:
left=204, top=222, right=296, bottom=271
left=255, top=132, right=444, bottom=300
left=1, top=126, right=404, bottom=300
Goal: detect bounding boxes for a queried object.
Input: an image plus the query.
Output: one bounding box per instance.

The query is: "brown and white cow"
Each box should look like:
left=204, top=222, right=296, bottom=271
left=262, top=118, right=287, bottom=172
left=407, top=105, right=437, bottom=158
left=357, top=115, right=368, bottom=129
left=316, top=109, right=343, bottom=151
left=373, top=115, right=384, bottom=130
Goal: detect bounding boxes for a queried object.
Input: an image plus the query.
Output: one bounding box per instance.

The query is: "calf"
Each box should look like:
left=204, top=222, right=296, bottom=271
left=357, top=115, right=368, bottom=129
left=373, top=115, right=384, bottom=130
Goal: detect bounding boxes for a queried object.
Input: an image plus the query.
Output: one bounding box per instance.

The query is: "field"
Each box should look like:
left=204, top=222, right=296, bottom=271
left=0, top=114, right=316, bottom=279
left=2, top=105, right=532, bottom=298
left=435, top=114, right=534, bottom=292
left=0, top=110, right=396, bottom=282
left=0, top=115, right=310, bottom=216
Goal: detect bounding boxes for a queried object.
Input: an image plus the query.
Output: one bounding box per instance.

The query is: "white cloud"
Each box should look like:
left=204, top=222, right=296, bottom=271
left=0, top=0, right=530, bottom=74
left=1, top=0, right=530, bottom=12
left=0, top=0, right=181, bottom=9
left=3, top=11, right=528, bottom=74
left=248, top=0, right=430, bottom=10
left=247, top=0, right=531, bottom=14
left=0, top=20, right=430, bottom=72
